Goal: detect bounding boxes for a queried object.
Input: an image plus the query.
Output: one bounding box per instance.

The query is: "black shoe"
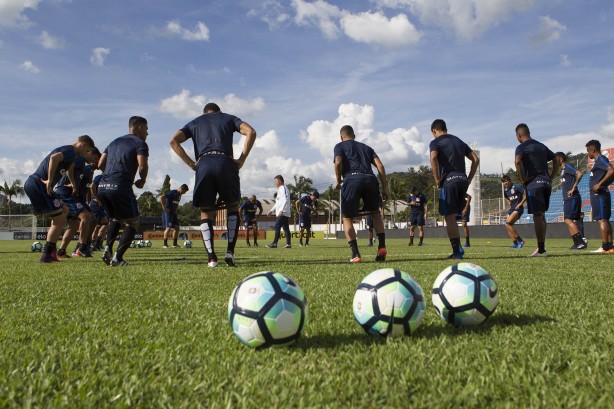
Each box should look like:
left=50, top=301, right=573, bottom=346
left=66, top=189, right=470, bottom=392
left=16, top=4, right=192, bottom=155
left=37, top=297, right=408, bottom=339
left=284, top=244, right=292, bottom=249
left=265, top=243, right=277, bottom=248
left=224, top=252, right=237, bottom=267
left=408, top=242, right=413, bottom=246
left=102, top=249, right=112, bottom=266
left=418, top=242, right=423, bottom=246
left=253, top=242, right=259, bottom=247
left=246, top=242, right=251, bottom=247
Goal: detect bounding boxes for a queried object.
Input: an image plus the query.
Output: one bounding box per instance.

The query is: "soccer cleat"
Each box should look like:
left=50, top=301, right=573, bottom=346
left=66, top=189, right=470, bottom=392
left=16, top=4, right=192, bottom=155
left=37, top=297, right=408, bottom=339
left=102, top=249, right=112, bottom=266
left=163, top=245, right=169, bottom=248
left=57, top=252, right=70, bottom=259
left=39, top=253, right=58, bottom=263
left=418, top=242, right=423, bottom=246
left=606, top=248, right=614, bottom=254
left=375, top=248, right=387, bottom=262
left=284, top=244, right=292, bottom=249
left=591, top=247, right=604, bottom=253
left=110, top=259, right=128, bottom=267
left=246, top=242, right=251, bottom=247
left=265, top=243, right=277, bottom=248
left=208, top=259, right=218, bottom=267
left=224, top=252, right=237, bottom=267
left=367, top=242, right=373, bottom=247
left=349, top=256, right=362, bottom=263
left=464, top=243, right=471, bottom=248
left=173, top=244, right=180, bottom=248
left=572, top=243, right=587, bottom=250
left=529, top=249, right=547, bottom=257
left=447, top=253, right=463, bottom=260
left=517, top=240, right=525, bottom=248
left=511, top=243, right=518, bottom=248
left=72, top=248, right=86, bottom=258
left=408, top=242, right=413, bottom=246
left=253, top=242, right=259, bottom=247
left=304, top=243, right=309, bottom=247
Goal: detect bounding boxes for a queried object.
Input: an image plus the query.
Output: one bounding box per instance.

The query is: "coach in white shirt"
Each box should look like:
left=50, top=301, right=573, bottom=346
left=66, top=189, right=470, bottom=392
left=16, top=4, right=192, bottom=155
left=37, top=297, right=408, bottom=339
left=266, top=175, right=292, bottom=248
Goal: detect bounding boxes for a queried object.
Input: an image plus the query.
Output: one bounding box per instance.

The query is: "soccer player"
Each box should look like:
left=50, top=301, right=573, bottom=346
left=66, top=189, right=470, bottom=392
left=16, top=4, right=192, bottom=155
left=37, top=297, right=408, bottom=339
left=456, top=193, right=472, bottom=248
left=23, top=135, right=96, bottom=263
left=334, top=125, right=389, bottom=263
left=54, top=149, right=101, bottom=258
left=576, top=211, right=587, bottom=245
left=89, top=172, right=108, bottom=252
left=365, top=215, right=375, bottom=247
left=296, top=191, right=319, bottom=246
left=240, top=195, right=263, bottom=246
left=585, top=140, right=614, bottom=253
left=501, top=174, right=526, bottom=248
left=169, top=103, right=256, bottom=267
left=160, top=184, right=189, bottom=248
left=429, top=119, right=479, bottom=260
left=98, top=116, right=149, bottom=267
left=407, top=186, right=427, bottom=246
left=266, top=175, right=292, bottom=249
left=514, top=123, right=558, bottom=257
left=554, top=152, right=587, bottom=250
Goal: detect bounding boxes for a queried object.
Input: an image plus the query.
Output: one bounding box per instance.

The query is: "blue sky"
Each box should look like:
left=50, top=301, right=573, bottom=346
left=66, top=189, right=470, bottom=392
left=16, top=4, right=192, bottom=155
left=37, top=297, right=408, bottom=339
left=1, top=0, right=614, bottom=202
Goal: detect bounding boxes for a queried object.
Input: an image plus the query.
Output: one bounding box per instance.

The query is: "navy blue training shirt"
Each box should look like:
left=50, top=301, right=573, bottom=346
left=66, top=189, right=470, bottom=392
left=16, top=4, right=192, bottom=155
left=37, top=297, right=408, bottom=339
left=54, top=156, right=86, bottom=198
left=163, top=190, right=182, bottom=213
left=407, top=193, right=427, bottom=214
left=333, top=140, right=377, bottom=177
left=101, top=134, right=149, bottom=190
left=299, top=195, right=316, bottom=215
left=514, top=139, right=555, bottom=184
left=429, top=134, right=472, bottom=181
left=32, top=145, right=77, bottom=187
left=589, top=154, right=613, bottom=192
left=240, top=199, right=262, bottom=220
left=560, top=163, right=580, bottom=199
left=180, top=112, right=243, bottom=159
left=504, top=184, right=525, bottom=210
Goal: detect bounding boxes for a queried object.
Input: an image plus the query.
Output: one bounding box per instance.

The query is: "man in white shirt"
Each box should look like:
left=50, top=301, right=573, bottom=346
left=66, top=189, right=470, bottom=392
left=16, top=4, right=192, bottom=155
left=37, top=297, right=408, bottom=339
left=266, top=175, right=292, bottom=248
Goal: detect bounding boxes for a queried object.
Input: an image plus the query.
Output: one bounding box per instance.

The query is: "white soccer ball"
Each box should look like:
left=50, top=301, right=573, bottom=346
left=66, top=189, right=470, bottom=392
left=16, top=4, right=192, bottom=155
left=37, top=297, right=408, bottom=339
left=183, top=240, right=193, bottom=248
left=135, top=240, right=144, bottom=248
left=144, top=240, right=152, bottom=247
left=31, top=241, right=43, bottom=252
left=353, top=268, right=426, bottom=336
left=129, top=241, right=136, bottom=248
left=432, top=263, right=499, bottom=326
left=228, top=271, right=308, bottom=348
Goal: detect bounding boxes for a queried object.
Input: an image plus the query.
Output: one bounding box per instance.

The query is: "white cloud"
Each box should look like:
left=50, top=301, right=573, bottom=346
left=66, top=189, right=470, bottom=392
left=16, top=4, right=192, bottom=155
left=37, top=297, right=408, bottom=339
left=560, top=54, right=571, bottom=67
left=90, top=47, right=110, bottom=66
left=375, top=0, right=537, bottom=40
left=531, top=16, right=566, bottom=45
left=247, top=1, right=291, bottom=31
left=292, top=0, right=344, bottom=39
left=341, top=11, right=421, bottom=47
left=38, top=30, right=66, bottom=49
left=19, top=60, right=40, bottom=73
left=165, top=20, right=209, bottom=41
left=0, top=0, right=40, bottom=27
left=158, top=89, right=266, bottom=120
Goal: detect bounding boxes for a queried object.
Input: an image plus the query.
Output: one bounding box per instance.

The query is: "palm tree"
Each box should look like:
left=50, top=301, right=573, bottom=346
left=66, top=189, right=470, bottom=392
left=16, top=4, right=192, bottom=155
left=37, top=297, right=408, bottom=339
left=0, top=179, right=25, bottom=230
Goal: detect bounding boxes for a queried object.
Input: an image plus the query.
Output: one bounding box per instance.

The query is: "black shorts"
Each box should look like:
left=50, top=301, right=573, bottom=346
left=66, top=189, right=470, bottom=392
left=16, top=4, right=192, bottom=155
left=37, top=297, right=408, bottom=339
left=439, top=179, right=468, bottom=216
left=365, top=216, right=374, bottom=230
left=563, top=196, right=581, bottom=220
left=98, top=188, right=139, bottom=220
left=243, top=218, right=257, bottom=229
left=193, top=155, right=240, bottom=209
left=591, top=190, right=612, bottom=221
left=508, top=206, right=524, bottom=217
left=163, top=212, right=179, bottom=228
left=89, top=200, right=108, bottom=223
left=299, top=215, right=312, bottom=229
left=526, top=183, right=551, bottom=214
left=341, top=175, right=381, bottom=218
left=456, top=206, right=470, bottom=222
left=24, top=176, right=64, bottom=215
left=410, top=213, right=425, bottom=226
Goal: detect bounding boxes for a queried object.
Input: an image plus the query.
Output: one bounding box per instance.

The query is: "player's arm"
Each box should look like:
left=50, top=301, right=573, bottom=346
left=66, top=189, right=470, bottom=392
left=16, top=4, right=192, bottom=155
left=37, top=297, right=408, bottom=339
left=159, top=194, right=168, bottom=212
left=569, top=169, right=584, bottom=197
left=90, top=181, right=100, bottom=203
left=66, top=163, right=78, bottom=197
left=257, top=202, right=263, bottom=216
left=235, top=122, right=257, bottom=169
left=98, top=153, right=107, bottom=172
left=43, top=151, right=64, bottom=195
left=429, top=151, right=441, bottom=188
left=518, top=190, right=527, bottom=208
left=134, top=154, right=148, bottom=189
left=549, top=159, right=560, bottom=181
left=169, top=131, right=197, bottom=171
left=514, top=155, right=526, bottom=186
left=462, top=194, right=471, bottom=215
left=595, top=163, right=614, bottom=191
left=295, top=199, right=301, bottom=214
left=373, top=157, right=389, bottom=201
left=334, top=156, right=343, bottom=190
left=466, top=151, right=480, bottom=184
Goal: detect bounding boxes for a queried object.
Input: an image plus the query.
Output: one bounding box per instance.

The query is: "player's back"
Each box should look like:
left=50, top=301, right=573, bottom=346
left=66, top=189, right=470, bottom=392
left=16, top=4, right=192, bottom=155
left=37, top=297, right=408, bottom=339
left=334, top=140, right=376, bottom=176
left=102, top=134, right=148, bottom=189
left=515, top=139, right=553, bottom=181
left=181, top=112, right=242, bottom=158
left=430, top=134, right=470, bottom=178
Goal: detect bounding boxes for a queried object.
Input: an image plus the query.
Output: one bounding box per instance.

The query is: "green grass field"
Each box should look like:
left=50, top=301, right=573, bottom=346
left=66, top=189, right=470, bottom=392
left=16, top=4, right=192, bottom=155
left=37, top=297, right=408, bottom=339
left=1, top=238, right=613, bottom=408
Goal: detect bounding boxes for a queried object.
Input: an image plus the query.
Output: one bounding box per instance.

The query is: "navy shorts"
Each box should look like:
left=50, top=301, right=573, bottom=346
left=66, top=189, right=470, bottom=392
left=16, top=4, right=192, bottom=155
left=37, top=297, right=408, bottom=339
left=193, top=155, right=240, bottom=209
left=410, top=213, right=425, bottom=226
left=591, top=190, right=612, bottom=221
left=365, top=216, right=374, bottom=230
left=526, top=184, right=551, bottom=214
left=508, top=207, right=524, bottom=217
left=563, top=196, right=581, bottom=220
left=456, top=206, right=471, bottom=222
left=439, top=179, right=468, bottom=216
left=163, top=212, right=179, bottom=228
left=243, top=218, right=257, bottom=229
left=89, top=200, right=108, bottom=223
left=299, top=215, right=312, bottom=229
left=98, top=188, right=139, bottom=220
left=341, top=174, right=381, bottom=218
left=59, top=195, right=88, bottom=219
left=24, top=176, right=64, bottom=215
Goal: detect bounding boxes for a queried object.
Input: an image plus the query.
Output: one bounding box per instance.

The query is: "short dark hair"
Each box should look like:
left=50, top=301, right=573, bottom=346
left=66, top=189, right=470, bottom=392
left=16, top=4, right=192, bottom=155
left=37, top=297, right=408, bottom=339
left=431, top=119, right=447, bottom=132
left=586, top=139, right=601, bottom=150
left=203, top=103, right=221, bottom=113
left=340, top=125, right=355, bottom=137
left=312, top=191, right=320, bottom=199
left=180, top=184, right=189, bottom=191
left=515, top=123, right=530, bottom=137
left=411, top=186, right=417, bottom=193
left=501, top=175, right=511, bottom=182
left=554, top=152, right=567, bottom=161
left=274, top=175, right=284, bottom=183
left=129, top=116, right=147, bottom=129
left=92, top=147, right=101, bottom=157
left=76, top=134, right=95, bottom=147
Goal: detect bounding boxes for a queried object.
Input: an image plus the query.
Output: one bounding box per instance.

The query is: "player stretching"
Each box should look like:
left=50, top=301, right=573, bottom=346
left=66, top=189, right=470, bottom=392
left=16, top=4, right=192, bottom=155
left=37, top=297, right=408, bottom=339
left=160, top=184, right=189, bottom=248
left=24, top=135, right=96, bottom=263
left=240, top=195, right=263, bottom=246
left=501, top=175, right=526, bottom=248
left=89, top=172, right=108, bottom=252
left=554, top=152, right=587, bottom=250
left=296, top=191, right=319, bottom=246
left=407, top=186, right=427, bottom=246
left=585, top=140, right=614, bottom=253
left=98, top=116, right=149, bottom=267
left=170, top=103, right=256, bottom=267
left=429, top=119, right=479, bottom=260
left=334, top=125, right=389, bottom=263
left=514, top=123, right=558, bottom=257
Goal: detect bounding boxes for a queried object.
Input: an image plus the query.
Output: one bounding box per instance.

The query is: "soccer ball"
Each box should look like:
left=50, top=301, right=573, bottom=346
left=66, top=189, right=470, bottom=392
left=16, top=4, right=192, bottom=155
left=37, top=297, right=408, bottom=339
left=183, top=240, right=192, bottom=248
left=136, top=240, right=144, bottom=248
left=31, top=241, right=43, bottom=252
left=228, top=271, right=308, bottom=348
left=353, top=268, right=426, bottom=336
left=144, top=240, right=152, bottom=247
left=432, top=263, right=499, bottom=327
left=129, top=241, right=136, bottom=248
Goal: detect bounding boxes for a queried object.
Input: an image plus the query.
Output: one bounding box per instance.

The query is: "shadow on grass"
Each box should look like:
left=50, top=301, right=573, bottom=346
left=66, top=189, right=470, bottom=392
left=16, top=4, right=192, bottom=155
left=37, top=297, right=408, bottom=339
left=295, top=312, right=555, bottom=349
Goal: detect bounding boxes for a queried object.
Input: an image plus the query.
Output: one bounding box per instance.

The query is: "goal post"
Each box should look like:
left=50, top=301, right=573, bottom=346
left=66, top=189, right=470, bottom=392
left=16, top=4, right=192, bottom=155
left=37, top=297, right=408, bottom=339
left=0, top=214, right=37, bottom=238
